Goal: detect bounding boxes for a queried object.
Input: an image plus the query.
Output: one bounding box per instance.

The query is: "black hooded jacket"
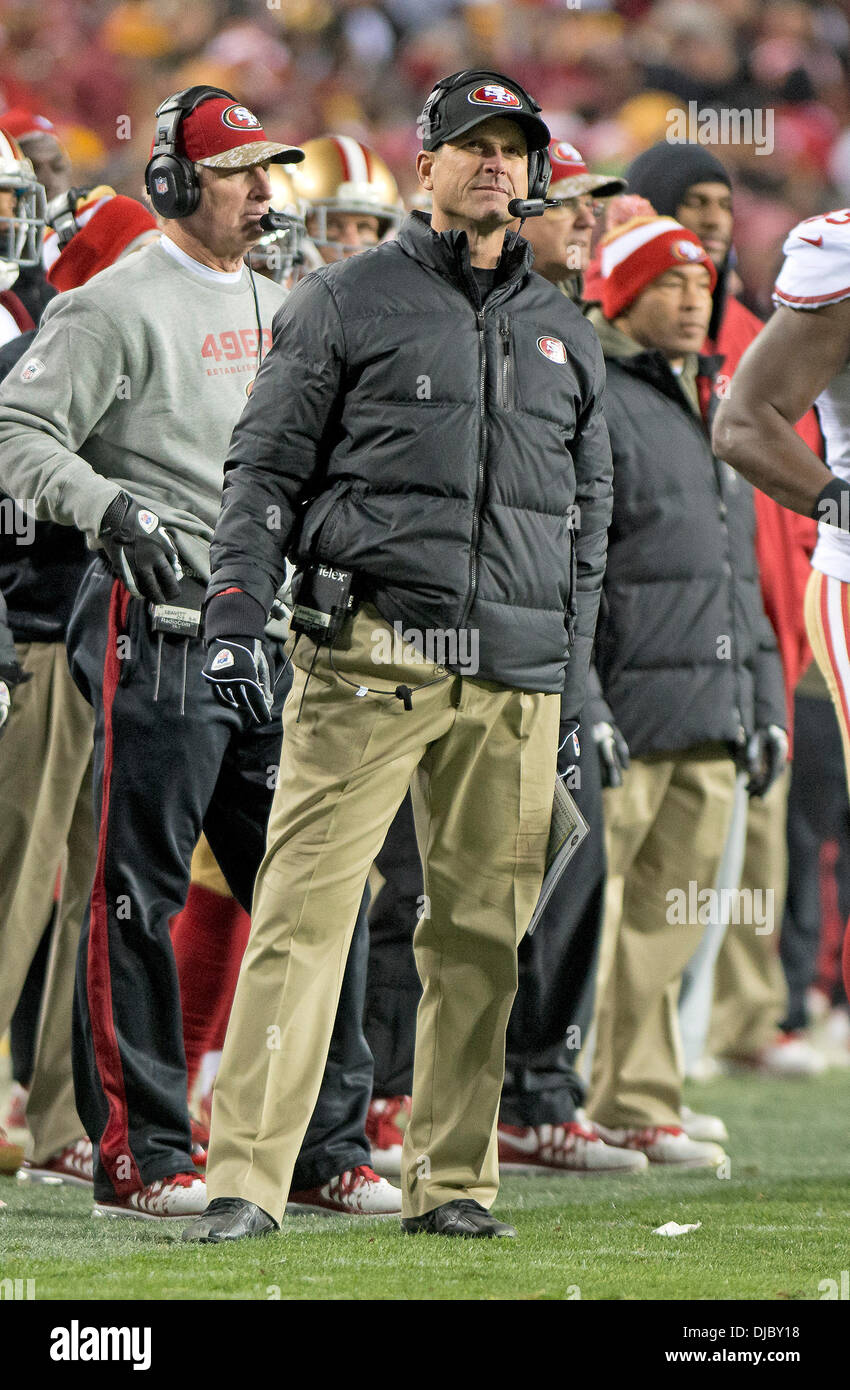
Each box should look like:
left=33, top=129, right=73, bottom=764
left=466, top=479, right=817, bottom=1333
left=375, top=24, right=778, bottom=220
left=207, top=211, right=614, bottom=707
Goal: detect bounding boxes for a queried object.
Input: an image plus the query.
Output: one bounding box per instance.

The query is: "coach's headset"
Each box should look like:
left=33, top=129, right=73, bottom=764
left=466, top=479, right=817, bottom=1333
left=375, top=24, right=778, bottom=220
left=418, top=69, right=553, bottom=216
left=145, top=85, right=239, bottom=220
left=144, top=86, right=283, bottom=377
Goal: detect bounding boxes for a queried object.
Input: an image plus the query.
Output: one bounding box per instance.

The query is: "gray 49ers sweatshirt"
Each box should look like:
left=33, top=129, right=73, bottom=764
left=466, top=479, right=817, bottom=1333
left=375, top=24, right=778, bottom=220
left=0, top=239, right=285, bottom=584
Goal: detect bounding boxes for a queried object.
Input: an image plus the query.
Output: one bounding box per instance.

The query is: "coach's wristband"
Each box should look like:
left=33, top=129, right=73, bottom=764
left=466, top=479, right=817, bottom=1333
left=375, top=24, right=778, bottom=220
left=204, top=588, right=267, bottom=643
left=813, top=476, right=850, bottom=530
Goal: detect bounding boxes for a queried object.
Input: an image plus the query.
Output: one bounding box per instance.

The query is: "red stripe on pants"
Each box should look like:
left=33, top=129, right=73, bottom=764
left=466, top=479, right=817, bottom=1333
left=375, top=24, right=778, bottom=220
left=86, top=580, right=143, bottom=1195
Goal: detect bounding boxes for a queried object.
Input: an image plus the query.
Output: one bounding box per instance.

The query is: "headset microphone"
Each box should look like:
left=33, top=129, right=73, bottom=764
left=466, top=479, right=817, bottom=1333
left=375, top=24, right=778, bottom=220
left=507, top=196, right=560, bottom=218
left=258, top=210, right=290, bottom=233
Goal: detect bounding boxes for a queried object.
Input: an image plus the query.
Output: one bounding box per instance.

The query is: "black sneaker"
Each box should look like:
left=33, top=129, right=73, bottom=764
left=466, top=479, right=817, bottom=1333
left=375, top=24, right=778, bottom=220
left=181, top=1197, right=279, bottom=1243
left=401, top=1199, right=517, bottom=1238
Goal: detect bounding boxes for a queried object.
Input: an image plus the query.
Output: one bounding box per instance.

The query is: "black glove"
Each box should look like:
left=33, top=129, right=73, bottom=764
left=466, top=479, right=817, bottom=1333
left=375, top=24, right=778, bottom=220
left=744, top=724, right=788, bottom=798
left=202, top=637, right=273, bottom=724
left=593, top=719, right=630, bottom=788
left=98, top=492, right=181, bottom=604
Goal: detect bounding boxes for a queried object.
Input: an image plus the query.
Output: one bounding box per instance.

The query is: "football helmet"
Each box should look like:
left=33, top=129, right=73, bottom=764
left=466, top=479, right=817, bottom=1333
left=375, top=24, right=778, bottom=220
left=290, top=135, right=403, bottom=259
left=0, top=129, right=47, bottom=290
left=248, top=165, right=312, bottom=284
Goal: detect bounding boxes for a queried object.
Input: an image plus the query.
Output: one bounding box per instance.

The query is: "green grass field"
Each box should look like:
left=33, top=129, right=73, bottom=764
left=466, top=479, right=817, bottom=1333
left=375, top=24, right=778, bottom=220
left=2, top=1073, right=848, bottom=1301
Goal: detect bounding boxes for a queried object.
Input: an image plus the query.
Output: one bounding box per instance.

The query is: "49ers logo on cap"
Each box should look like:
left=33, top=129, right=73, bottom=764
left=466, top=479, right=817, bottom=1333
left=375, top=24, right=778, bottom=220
left=220, top=104, right=262, bottom=131
left=671, top=238, right=706, bottom=264
left=537, top=336, right=568, bottom=364
left=551, top=141, right=583, bottom=167
left=468, top=84, right=521, bottom=109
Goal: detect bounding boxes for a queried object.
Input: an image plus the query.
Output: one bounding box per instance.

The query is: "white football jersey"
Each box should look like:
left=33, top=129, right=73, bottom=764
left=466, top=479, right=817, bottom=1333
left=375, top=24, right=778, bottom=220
left=774, top=209, right=850, bottom=581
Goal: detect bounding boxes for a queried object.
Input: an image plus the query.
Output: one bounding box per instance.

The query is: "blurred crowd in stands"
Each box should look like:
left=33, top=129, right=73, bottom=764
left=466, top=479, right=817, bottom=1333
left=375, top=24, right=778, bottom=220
left=2, top=0, right=850, bottom=318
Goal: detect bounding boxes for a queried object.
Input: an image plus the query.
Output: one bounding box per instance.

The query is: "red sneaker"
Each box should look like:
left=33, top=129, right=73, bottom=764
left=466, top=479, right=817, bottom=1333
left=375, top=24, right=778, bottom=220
left=593, top=1123, right=726, bottom=1169
left=18, top=1138, right=93, bottom=1187
left=497, top=1121, right=648, bottom=1174
left=93, top=1172, right=207, bottom=1221
left=365, top=1095, right=411, bottom=1177
left=287, top=1164, right=402, bottom=1217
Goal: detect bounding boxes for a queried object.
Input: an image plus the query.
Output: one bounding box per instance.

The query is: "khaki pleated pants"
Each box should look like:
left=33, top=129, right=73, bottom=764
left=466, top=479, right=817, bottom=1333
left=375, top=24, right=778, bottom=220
left=206, top=605, right=558, bottom=1221
left=588, top=748, right=736, bottom=1129
left=0, top=640, right=95, bottom=1159
left=708, top=769, right=789, bottom=1059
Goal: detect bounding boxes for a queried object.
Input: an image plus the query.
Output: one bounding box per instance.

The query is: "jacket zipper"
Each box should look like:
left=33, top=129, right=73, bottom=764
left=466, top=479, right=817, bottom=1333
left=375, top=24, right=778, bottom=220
left=461, top=307, right=488, bottom=632
left=566, top=528, right=577, bottom=646
left=499, top=316, right=513, bottom=409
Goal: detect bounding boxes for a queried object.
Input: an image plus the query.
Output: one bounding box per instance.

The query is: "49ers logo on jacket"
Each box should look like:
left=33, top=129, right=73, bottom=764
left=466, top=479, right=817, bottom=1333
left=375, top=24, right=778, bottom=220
left=468, top=85, right=522, bottom=109
left=220, top=104, right=262, bottom=131
left=537, top=336, right=568, bottom=364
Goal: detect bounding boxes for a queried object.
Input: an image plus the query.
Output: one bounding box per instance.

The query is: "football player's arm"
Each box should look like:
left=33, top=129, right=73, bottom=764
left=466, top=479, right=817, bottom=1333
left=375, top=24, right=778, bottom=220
left=712, top=300, right=850, bottom=516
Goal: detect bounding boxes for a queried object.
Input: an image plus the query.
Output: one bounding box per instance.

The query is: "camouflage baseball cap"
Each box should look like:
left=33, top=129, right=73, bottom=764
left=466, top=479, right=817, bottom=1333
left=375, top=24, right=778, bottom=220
left=177, top=97, right=303, bottom=169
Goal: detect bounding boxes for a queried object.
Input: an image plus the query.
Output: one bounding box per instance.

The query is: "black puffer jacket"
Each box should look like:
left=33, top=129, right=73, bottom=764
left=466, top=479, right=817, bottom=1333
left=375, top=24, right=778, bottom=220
left=208, top=211, right=613, bottom=707
left=592, top=324, right=785, bottom=755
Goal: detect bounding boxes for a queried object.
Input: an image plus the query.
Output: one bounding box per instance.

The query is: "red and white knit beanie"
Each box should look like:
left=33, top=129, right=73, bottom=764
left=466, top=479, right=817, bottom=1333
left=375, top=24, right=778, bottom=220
left=599, top=214, right=716, bottom=320
left=45, top=188, right=158, bottom=291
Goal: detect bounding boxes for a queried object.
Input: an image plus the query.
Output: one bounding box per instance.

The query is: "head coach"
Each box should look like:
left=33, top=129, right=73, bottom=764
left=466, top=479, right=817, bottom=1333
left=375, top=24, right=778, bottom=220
left=187, top=69, right=614, bottom=1243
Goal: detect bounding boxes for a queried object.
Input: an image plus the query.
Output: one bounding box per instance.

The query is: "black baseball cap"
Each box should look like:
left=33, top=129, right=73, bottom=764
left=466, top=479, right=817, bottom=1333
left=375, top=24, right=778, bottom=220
left=417, top=70, right=551, bottom=154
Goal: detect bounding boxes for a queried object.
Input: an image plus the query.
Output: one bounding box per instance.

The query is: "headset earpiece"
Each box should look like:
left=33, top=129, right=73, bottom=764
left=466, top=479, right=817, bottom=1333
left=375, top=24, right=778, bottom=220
left=145, top=85, right=235, bottom=219
left=527, top=145, right=552, bottom=203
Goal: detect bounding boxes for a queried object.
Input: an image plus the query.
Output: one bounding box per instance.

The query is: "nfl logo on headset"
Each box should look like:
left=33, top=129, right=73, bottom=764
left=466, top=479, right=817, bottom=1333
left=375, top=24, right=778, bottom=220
left=469, top=84, right=522, bottom=109
left=537, top=336, right=568, bottom=364
left=154, top=176, right=168, bottom=195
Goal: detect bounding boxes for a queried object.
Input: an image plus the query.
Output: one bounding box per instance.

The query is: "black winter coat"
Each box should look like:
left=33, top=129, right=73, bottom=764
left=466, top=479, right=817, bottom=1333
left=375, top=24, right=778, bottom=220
left=208, top=212, right=613, bottom=707
left=593, top=347, right=785, bottom=755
